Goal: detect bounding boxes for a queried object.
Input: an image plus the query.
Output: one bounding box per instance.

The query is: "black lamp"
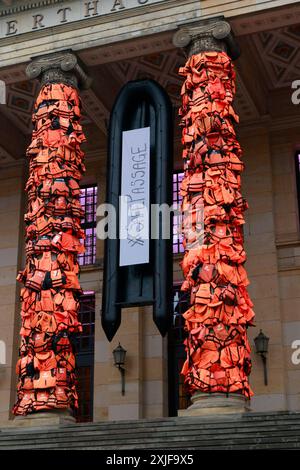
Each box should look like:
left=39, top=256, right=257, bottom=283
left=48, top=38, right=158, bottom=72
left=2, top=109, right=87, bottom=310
left=113, top=343, right=127, bottom=395
left=254, top=329, right=269, bottom=385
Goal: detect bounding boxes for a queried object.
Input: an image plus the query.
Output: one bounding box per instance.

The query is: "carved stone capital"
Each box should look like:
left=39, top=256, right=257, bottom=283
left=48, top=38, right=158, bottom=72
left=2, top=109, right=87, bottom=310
left=26, top=50, right=92, bottom=90
left=173, top=18, right=240, bottom=60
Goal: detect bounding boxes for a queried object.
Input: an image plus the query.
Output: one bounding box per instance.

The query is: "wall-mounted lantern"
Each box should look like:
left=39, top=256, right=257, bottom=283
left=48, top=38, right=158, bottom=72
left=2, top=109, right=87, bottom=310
left=0, top=340, right=6, bottom=370
left=113, top=343, right=127, bottom=396
left=254, top=329, right=269, bottom=386
left=0, top=80, right=6, bottom=105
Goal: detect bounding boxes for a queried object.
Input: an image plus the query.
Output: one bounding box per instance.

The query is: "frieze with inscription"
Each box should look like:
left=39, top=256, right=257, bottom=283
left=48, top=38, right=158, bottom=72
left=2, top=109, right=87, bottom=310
left=0, top=0, right=166, bottom=38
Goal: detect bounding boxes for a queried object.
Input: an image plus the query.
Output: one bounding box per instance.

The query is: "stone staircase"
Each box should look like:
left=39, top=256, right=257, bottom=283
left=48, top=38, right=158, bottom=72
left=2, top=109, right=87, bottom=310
left=1, top=411, right=300, bottom=450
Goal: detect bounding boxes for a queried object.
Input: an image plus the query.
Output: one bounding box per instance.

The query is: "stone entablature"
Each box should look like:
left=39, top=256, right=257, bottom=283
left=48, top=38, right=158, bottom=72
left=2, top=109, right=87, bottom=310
left=0, top=0, right=299, bottom=70
left=0, top=0, right=166, bottom=38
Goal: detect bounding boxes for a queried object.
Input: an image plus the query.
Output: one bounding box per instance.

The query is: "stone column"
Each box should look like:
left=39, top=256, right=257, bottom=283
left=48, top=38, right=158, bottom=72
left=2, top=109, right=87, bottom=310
left=12, top=51, right=91, bottom=426
left=173, top=19, right=255, bottom=416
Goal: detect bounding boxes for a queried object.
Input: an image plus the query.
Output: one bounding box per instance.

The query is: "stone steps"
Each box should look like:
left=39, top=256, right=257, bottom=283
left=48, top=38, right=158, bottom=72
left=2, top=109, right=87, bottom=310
left=1, top=411, right=300, bottom=450
left=2, top=420, right=300, bottom=440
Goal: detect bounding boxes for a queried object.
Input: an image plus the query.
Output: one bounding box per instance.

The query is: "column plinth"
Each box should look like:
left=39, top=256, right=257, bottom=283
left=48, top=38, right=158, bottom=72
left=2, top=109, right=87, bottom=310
left=9, top=410, right=75, bottom=428
left=178, top=393, right=249, bottom=417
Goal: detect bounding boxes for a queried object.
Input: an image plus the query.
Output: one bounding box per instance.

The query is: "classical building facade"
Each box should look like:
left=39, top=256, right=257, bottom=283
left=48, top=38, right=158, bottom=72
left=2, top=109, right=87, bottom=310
left=0, top=0, right=300, bottom=424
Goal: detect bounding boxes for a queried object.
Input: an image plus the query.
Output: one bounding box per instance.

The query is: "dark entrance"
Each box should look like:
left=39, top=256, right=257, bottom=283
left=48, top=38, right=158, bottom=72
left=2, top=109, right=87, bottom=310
left=168, top=286, right=191, bottom=416
left=75, top=291, right=95, bottom=422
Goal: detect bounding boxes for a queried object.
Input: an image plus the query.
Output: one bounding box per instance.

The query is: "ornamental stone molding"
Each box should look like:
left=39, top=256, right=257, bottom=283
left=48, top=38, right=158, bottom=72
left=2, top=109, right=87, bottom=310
left=26, top=50, right=92, bottom=90
left=173, top=17, right=240, bottom=60
left=0, top=0, right=65, bottom=17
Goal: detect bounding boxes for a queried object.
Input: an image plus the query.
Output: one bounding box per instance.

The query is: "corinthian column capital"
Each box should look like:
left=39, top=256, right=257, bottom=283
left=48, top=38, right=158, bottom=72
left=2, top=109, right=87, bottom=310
left=26, top=50, right=92, bottom=89
left=173, top=17, right=240, bottom=60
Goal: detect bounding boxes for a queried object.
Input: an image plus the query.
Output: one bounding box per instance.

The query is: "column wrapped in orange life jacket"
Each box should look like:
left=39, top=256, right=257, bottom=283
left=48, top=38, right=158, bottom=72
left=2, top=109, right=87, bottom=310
left=178, top=50, right=255, bottom=399
left=13, top=82, right=84, bottom=416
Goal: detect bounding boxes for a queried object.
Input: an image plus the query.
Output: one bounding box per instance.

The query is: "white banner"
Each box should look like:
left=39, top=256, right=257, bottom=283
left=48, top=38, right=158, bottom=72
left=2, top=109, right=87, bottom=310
left=119, top=127, right=150, bottom=267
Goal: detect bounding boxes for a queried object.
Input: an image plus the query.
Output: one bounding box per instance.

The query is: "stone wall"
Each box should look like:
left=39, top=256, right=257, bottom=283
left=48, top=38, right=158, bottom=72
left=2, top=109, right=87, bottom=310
left=242, top=126, right=287, bottom=411
left=270, top=126, right=300, bottom=411
left=0, top=163, right=25, bottom=424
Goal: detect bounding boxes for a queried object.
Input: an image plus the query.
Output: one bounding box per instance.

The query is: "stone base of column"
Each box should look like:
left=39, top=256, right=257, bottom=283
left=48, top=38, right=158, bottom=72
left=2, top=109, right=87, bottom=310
left=178, top=393, right=250, bottom=417
left=5, top=410, right=76, bottom=428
